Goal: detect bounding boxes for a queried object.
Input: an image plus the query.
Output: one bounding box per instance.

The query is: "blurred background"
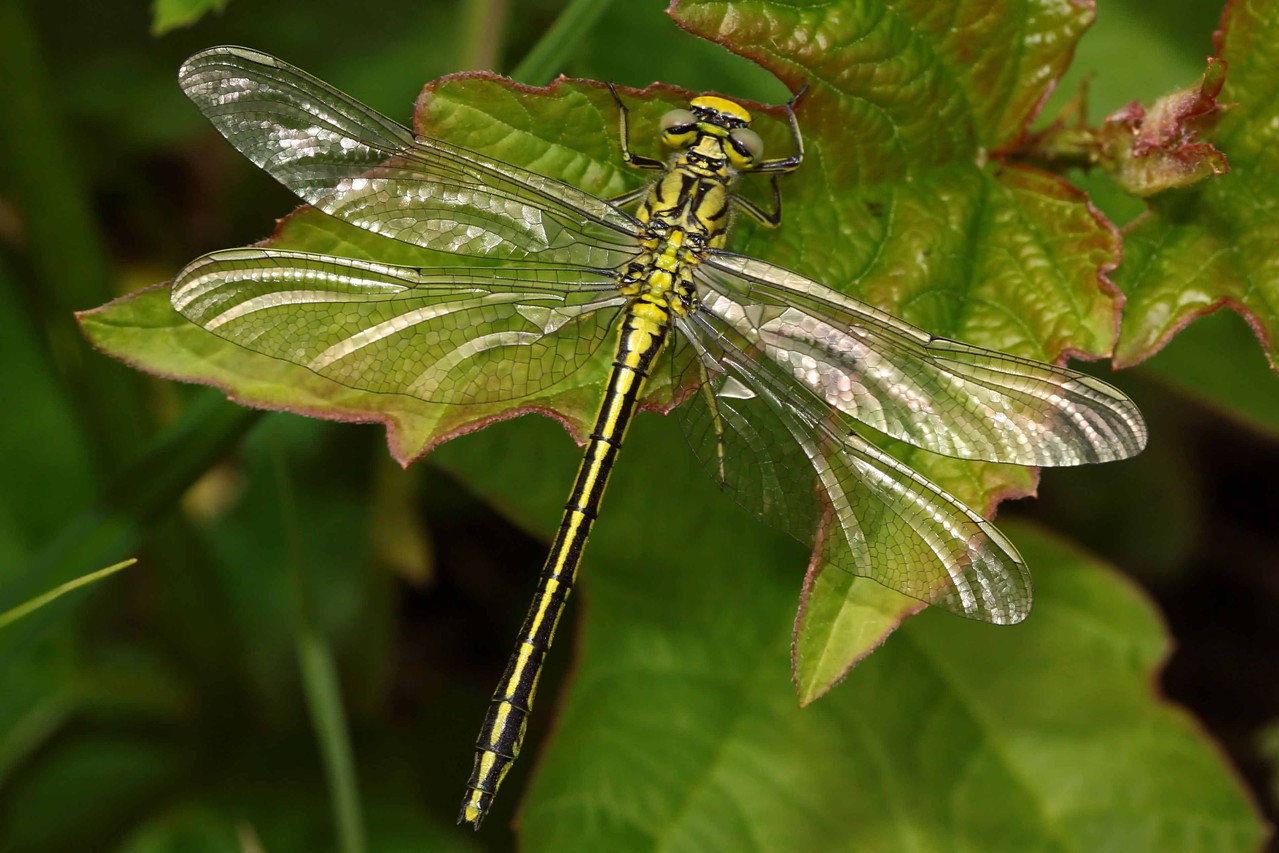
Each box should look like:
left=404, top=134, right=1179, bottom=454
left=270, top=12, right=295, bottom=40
left=1, top=0, right=1276, bottom=850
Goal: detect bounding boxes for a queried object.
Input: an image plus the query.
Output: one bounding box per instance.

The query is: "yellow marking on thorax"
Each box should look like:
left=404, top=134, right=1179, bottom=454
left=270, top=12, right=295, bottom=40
left=631, top=151, right=736, bottom=316
left=690, top=135, right=731, bottom=164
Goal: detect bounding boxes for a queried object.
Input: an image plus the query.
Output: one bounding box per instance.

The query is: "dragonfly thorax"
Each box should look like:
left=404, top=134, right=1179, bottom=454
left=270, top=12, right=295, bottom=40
left=616, top=94, right=775, bottom=319
left=619, top=225, right=702, bottom=316
left=636, top=170, right=733, bottom=244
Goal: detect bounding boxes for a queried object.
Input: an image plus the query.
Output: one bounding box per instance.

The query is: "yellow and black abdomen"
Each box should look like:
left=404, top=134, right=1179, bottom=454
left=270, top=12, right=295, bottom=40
left=459, top=290, right=673, bottom=827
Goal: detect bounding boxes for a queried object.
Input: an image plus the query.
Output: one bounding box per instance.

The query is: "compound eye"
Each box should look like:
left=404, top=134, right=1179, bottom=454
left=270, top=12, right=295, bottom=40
left=660, top=108, right=699, bottom=148
left=660, top=109, right=697, bottom=131
left=728, top=127, right=765, bottom=164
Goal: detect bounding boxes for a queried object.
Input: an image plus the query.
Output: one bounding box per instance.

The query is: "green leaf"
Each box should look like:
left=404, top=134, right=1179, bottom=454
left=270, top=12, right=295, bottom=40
left=439, top=414, right=1263, bottom=850
left=673, top=0, right=1124, bottom=691
left=78, top=80, right=670, bottom=468
left=672, top=0, right=1093, bottom=155
left=150, top=0, right=229, bottom=36
left=1, top=734, right=182, bottom=849
left=1113, top=2, right=1279, bottom=368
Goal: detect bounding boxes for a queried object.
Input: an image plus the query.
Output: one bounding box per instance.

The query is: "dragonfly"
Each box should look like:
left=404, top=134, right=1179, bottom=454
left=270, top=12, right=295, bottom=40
left=173, top=47, right=1148, bottom=829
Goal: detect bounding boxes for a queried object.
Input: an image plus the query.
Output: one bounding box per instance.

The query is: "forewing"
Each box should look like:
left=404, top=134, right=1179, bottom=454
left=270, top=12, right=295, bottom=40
left=675, top=313, right=1031, bottom=624
left=173, top=248, right=625, bottom=405
left=179, top=47, right=640, bottom=268
left=699, top=253, right=1147, bottom=467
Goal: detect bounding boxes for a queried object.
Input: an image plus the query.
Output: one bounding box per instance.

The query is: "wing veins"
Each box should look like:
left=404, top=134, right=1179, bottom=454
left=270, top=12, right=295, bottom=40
left=698, top=253, right=1146, bottom=466
left=680, top=311, right=1030, bottom=623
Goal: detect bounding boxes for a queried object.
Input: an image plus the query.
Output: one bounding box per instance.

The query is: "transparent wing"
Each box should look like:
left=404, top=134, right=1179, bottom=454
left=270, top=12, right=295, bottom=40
left=698, top=252, right=1147, bottom=467
left=179, top=47, right=641, bottom=268
left=173, top=248, right=626, bottom=404
left=674, top=313, right=1030, bottom=624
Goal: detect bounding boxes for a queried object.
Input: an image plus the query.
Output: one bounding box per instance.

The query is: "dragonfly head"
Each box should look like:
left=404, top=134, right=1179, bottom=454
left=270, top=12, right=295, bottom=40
left=660, top=95, right=765, bottom=171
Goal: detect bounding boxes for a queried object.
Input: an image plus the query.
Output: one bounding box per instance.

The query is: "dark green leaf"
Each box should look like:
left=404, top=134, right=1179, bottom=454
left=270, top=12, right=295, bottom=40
left=1, top=735, right=183, bottom=849
left=440, top=414, right=1263, bottom=850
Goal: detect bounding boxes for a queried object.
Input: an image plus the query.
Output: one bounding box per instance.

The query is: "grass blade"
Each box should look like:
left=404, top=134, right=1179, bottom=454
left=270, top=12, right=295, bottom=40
left=0, top=559, right=136, bottom=630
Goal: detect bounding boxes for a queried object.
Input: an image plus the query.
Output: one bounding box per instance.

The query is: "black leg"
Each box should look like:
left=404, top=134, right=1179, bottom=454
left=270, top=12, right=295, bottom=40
left=609, top=83, right=666, bottom=172
left=752, top=83, right=808, bottom=175
left=731, top=179, right=784, bottom=228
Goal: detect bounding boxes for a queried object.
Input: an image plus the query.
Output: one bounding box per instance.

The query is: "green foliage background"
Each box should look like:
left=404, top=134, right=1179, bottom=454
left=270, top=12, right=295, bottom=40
left=1, top=0, right=1277, bottom=850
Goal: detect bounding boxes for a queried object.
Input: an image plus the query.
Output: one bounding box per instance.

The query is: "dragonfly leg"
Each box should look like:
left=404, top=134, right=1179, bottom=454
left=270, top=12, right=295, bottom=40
left=730, top=179, right=786, bottom=228
left=608, top=82, right=666, bottom=171
left=607, top=183, right=651, bottom=208
left=751, top=83, right=807, bottom=174
left=733, top=86, right=807, bottom=227
left=696, top=358, right=732, bottom=486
